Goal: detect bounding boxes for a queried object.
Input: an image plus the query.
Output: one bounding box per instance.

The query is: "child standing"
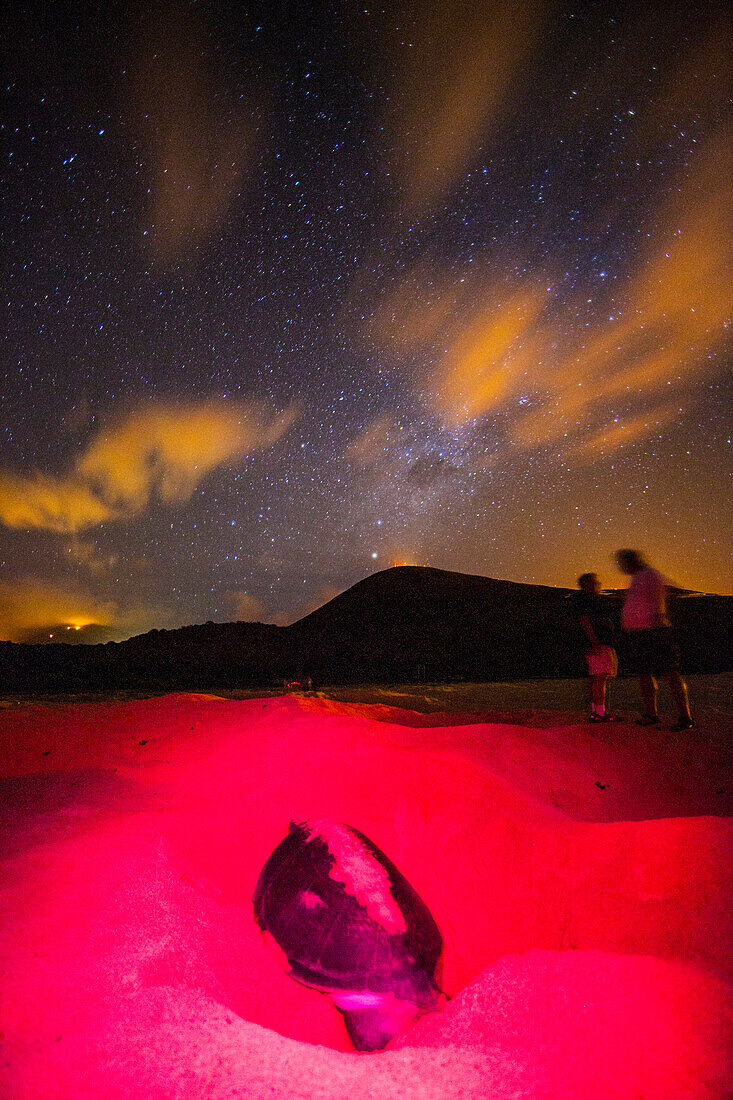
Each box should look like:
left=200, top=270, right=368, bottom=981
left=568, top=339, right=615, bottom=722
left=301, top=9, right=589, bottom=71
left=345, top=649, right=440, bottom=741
left=575, top=572, right=619, bottom=722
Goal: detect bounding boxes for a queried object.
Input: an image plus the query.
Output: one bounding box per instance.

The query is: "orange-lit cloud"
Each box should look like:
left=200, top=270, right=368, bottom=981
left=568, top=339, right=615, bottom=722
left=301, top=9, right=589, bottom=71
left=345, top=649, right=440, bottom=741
left=434, top=287, right=550, bottom=425
left=0, top=400, right=298, bottom=534
left=378, top=0, right=547, bottom=210
left=0, top=472, right=113, bottom=534
left=77, top=401, right=298, bottom=511
left=512, top=129, right=731, bottom=451
left=124, top=2, right=256, bottom=264
left=365, top=128, right=729, bottom=461
left=366, top=268, right=553, bottom=425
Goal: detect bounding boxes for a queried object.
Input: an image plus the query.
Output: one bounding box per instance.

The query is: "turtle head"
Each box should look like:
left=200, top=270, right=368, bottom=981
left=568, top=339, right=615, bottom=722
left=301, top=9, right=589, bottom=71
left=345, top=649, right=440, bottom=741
left=332, top=987, right=446, bottom=1052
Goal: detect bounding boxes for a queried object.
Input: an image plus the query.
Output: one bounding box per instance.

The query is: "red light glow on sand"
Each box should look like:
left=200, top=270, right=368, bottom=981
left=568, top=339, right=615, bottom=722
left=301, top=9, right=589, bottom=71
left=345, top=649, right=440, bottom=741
left=0, top=693, right=730, bottom=1098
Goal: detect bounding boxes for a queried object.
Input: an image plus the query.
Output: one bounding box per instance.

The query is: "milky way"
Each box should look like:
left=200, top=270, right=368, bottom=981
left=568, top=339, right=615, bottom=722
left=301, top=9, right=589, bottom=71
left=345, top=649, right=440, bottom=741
left=1, top=0, right=730, bottom=642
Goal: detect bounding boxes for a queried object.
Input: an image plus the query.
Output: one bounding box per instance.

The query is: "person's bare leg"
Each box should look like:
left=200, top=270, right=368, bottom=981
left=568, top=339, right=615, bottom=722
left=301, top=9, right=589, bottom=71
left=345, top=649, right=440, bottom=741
left=591, top=674, right=606, bottom=708
left=668, top=671, right=692, bottom=722
left=639, top=674, right=658, bottom=717
left=598, top=673, right=611, bottom=717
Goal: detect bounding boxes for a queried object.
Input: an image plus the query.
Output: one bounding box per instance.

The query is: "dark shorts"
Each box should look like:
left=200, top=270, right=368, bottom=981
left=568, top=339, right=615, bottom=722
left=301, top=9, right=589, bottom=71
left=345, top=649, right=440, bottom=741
left=624, top=627, right=681, bottom=675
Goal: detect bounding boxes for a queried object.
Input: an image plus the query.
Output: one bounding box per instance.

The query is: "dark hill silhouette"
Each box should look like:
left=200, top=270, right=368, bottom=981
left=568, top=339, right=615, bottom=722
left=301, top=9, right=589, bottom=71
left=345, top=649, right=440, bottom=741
left=1, top=566, right=731, bottom=692
left=288, top=567, right=580, bottom=682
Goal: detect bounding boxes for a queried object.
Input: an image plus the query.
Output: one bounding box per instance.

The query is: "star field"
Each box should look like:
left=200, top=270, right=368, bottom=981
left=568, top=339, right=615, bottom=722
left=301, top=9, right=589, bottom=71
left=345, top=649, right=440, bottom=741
left=1, top=0, right=730, bottom=642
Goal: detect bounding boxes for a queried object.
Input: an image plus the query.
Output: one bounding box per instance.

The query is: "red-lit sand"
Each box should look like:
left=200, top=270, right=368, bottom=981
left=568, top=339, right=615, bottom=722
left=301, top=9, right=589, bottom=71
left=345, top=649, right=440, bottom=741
left=1, top=691, right=731, bottom=1098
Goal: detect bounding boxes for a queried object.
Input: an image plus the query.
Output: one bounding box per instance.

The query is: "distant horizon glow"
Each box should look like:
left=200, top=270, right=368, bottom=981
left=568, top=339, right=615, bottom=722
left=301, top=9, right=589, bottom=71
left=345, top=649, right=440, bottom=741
left=2, top=561, right=726, bottom=647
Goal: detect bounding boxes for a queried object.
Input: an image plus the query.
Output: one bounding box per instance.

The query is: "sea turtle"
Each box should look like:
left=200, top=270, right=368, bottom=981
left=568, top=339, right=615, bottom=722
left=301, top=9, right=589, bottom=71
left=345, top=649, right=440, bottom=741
left=252, top=819, right=446, bottom=1051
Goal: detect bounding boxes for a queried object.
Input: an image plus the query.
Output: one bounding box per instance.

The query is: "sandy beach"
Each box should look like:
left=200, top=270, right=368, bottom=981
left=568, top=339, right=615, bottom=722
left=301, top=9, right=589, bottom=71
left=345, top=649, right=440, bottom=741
left=1, top=677, right=731, bottom=1097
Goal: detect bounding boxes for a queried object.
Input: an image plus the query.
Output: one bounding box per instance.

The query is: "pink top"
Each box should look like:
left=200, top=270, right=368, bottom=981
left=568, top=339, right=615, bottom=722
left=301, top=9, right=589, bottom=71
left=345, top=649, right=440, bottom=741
left=621, top=567, right=670, bottom=630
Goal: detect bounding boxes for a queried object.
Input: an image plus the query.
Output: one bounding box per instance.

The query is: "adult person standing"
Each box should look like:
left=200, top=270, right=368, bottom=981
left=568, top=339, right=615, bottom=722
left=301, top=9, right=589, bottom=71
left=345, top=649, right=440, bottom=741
left=615, top=549, right=695, bottom=730
left=575, top=572, right=619, bottom=722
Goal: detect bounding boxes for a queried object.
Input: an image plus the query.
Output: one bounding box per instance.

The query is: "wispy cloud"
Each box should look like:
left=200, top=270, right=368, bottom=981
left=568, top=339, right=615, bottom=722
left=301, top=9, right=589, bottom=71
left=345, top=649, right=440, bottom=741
left=366, top=267, right=552, bottom=425
left=512, top=130, right=731, bottom=451
left=376, top=0, right=547, bottom=210
left=565, top=404, right=680, bottom=463
left=0, top=472, right=112, bottom=535
left=227, top=590, right=268, bottom=623
left=0, top=399, right=298, bottom=534
left=65, top=537, right=122, bottom=577
left=123, top=1, right=258, bottom=264
left=363, top=129, right=729, bottom=461
left=432, top=285, right=550, bottom=425
left=344, top=414, right=401, bottom=468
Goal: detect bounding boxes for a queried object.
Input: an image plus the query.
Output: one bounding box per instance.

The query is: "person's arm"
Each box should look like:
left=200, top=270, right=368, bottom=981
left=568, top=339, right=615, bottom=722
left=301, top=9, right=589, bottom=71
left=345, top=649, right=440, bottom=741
left=579, top=614, right=601, bottom=649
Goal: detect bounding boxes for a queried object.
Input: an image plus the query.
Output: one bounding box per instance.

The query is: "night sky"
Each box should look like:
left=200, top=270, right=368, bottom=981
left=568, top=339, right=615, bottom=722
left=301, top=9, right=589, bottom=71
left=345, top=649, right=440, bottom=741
left=1, top=0, right=730, bottom=643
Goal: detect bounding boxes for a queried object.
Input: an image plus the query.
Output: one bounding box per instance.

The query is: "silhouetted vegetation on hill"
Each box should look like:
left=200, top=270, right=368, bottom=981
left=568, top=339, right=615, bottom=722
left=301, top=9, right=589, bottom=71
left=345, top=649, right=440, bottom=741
left=1, top=566, right=731, bottom=692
